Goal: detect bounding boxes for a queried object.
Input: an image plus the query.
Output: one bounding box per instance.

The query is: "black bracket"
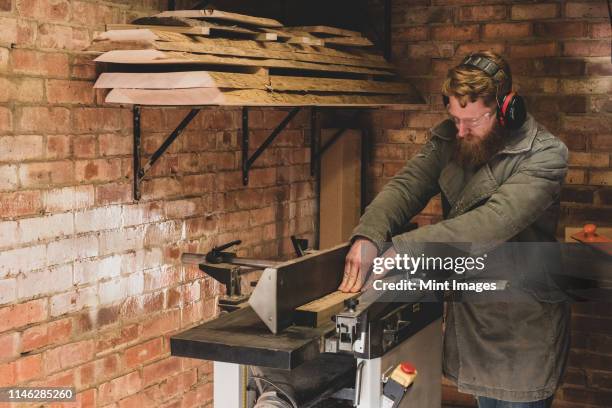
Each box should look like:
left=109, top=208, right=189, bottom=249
left=241, top=106, right=301, bottom=185
left=133, top=106, right=200, bottom=201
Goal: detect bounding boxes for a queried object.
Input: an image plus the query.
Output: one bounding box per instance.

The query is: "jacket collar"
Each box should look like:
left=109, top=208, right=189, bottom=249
left=497, top=114, right=538, bottom=155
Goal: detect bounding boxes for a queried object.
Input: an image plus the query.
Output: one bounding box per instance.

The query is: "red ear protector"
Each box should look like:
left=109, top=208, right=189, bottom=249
left=443, top=55, right=526, bottom=130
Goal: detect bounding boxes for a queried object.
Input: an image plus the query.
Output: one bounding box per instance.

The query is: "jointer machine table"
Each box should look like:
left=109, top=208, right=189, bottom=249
left=171, top=242, right=443, bottom=408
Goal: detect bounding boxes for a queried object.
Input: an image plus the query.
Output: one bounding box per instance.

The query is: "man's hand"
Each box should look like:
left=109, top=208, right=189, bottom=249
left=339, top=238, right=378, bottom=293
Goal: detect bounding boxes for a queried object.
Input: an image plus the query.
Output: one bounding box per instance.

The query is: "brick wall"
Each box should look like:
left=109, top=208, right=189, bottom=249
left=366, top=0, right=612, bottom=406
left=0, top=1, right=316, bottom=407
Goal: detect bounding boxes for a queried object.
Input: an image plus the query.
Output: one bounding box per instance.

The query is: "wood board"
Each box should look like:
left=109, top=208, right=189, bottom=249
left=155, top=9, right=283, bottom=28
left=287, top=26, right=362, bottom=38
left=270, top=76, right=414, bottom=94
left=294, top=291, right=360, bottom=327
left=94, top=50, right=395, bottom=77
left=105, top=88, right=421, bottom=106
left=106, top=24, right=211, bottom=36
left=94, top=70, right=268, bottom=90
left=320, top=129, right=362, bottom=249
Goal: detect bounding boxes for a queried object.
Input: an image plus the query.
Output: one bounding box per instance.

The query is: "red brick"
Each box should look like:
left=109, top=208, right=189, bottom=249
left=563, top=387, right=612, bottom=405
left=16, top=19, right=37, bottom=47
left=0, top=17, right=17, bottom=44
left=75, top=158, right=122, bottom=182
left=0, top=298, right=47, bottom=333
left=37, top=24, right=89, bottom=51
left=11, top=50, right=70, bottom=77
left=456, top=42, right=505, bottom=56
left=431, top=24, right=479, bottom=41
left=143, top=357, right=182, bottom=387
left=98, top=370, right=142, bottom=405
left=17, top=0, right=71, bottom=21
left=511, top=3, right=558, bottom=20
left=46, top=79, right=94, bottom=104
left=483, top=22, right=531, bottom=39
left=563, top=115, right=612, bottom=133
left=569, top=152, right=609, bottom=168
left=72, top=135, right=97, bottom=158
left=395, top=26, right=429, bottom=41
left=395, top=6, right=454, bottom=25
left=459, top=5, right=506, bottom=21
left=46, top=134, right=70, bottom=159
left=564, top=40, right=611, bottom=57
left=22, top=318, right=71, bottom=352
left=16, top=353, right=43, bottom=382
left=0, top=361, right=15, bottom=386
left=99, top=133, right=131, bottom=156
left=510, top=42, right=558, bottom=58
left=0, top=135, right=44, bottom=161
left=0, top=107, right=11, bottom=133
left=591, top=134, right=612, bottom=151
left=0, top=190, right=42, bottom=218
left=565, top=169, right=586, bottom=184
left=534, top=22, right=587, bottom=39
left=96, top=324, right=140, bottom=354
left=565, top=2, right=609, bottom=18
left=561, top=78, right=612, bottom=94
left=17, top=106, right=71, bottom=133
left=403, top=43, right=455, bottom=58
left=591, top=22, right=612, bottom=39
left=19, top=160, right=74, bottom=188
left=0, top=332, right=20, bottom=361
left=125, top=337, right=164, bottom=368
left=590, top=170, right=612, bottom=186
left=95, top=182, right=131, bottom=205
left=44, top=339, right=95, bottom=374
left=72, top=108, right=123, bottom=133
left=0, top=0, right=10, bottom=11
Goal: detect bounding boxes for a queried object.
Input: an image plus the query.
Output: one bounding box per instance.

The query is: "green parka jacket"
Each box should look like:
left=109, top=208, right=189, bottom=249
left=352, top=114, right=571, bottom=401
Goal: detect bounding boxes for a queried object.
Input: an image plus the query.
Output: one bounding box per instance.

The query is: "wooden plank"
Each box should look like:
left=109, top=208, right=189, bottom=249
left=155, top=9, right=283, bottom=28
left=294, top=291, right=360, bottom=327
left=270, top=76, right=416, bottom=94
left=286, top=36, right=324, bottom=46
left=91, top=34, right=391, bottom=69
left=287, top=26, right=362, bottom=38
left=320, top=129, right=362, bottom=250
left=106, top=24, right=210, bottom=35
left=94, top=50, right=396, bottom=76
left=94, top=71, right=268, bottom=90
left=131, top=16, right=201, bottom=27
left=323, top=36, right=374, bottom=47
left=105, top=88, right=423, bottom=106
left=152, top=40, right=378, bottom=69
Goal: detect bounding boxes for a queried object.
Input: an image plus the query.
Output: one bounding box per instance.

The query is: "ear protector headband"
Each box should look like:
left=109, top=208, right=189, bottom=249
left=443, top=55, right=526, bottom=130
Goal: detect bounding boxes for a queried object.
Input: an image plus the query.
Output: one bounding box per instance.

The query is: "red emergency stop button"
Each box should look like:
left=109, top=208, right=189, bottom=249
left=400, top=362, right=416, bottom=374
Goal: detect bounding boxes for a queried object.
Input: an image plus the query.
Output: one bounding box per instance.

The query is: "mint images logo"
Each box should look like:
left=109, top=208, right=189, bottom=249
left=372, top=253, right=487, bottom=275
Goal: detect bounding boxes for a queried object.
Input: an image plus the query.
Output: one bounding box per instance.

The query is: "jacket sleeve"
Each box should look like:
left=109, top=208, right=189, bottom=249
left=351, top=136, right=447, bottom=252
left=391, top=135, right=569, bottom=256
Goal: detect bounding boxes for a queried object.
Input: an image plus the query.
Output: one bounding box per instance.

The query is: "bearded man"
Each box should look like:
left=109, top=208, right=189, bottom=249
left=340, top=51, right=571, bottom=407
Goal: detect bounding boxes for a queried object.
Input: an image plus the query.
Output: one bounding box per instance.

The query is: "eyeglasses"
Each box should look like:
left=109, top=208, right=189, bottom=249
left=448, top=110, right=495, bottom=129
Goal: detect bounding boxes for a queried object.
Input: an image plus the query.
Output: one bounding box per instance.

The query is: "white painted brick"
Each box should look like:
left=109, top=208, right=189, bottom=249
left=0, top=244, right=46, bottom=277
left=18, top=213, right=74, bottom=244
left=121, top=202, right=165, bottom=227
left=50, top=285, right=97, bottom=317
left=47, top=235, right=98, bottom=267
left=0, top=278, right=17, bottom=305
left=126, top=271, right=144, bottom=297
left=98, top=277, right=127, bottom=305
left=74, top=205, right=122, bottom=233
left=143, top=221, right=181, bottom=247
left=0, top=135, right=44, bottom=162
left=0, top=221, right=19, bottom=248
left=74, top=255, right=122, bottom=286
left=17, top=264, right=73, bottom=300
left=98, top=226, right=145, bottom=256
left=0, top=164, right=18, bottom=191
left=44, top=185, right=95, bottom=213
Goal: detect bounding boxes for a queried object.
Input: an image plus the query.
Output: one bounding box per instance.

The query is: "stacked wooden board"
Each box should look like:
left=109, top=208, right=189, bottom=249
left=89, top=8, right=423, bottom=107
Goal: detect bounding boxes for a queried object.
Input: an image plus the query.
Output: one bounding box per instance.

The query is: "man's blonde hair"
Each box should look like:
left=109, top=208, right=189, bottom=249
left=442, top=51, right=512, bottom=108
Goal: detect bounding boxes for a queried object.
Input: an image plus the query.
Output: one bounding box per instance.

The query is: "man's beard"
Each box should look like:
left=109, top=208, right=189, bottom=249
left=453, top=123, right=508, bottom=168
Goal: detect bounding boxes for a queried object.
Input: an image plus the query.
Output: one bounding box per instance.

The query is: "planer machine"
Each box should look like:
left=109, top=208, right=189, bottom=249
left=171, top=241, right=443, bottom=408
